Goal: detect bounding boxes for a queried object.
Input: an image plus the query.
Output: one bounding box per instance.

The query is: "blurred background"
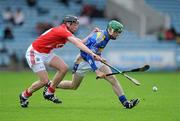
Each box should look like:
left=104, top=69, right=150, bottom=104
left=0, top=0, right=180, bottom=72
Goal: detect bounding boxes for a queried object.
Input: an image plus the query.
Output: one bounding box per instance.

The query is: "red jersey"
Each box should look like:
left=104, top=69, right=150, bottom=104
left=32, top=24, right=73, bottom=53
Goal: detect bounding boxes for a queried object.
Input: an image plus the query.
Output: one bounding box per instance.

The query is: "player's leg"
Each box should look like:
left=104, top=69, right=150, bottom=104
left=99, top=64, right=139, bottom=109
left=99, top=65, right=124, bottom=97
left=57, top=73, right=84, bottom=90
left=28, top=70, right=49, bottom=93
left=43, top=55, right=68, bottom=103
left=19, top=65, right=49, bottom=107
left=19, top=46, right=50, bottom=108
left=49, top=55, right=68, bottom=88
left=56, top=60, right=90, bottom=90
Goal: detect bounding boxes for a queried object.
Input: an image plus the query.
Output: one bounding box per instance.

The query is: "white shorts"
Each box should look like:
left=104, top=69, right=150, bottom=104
left=25, top=45, right=56, bottom=73
left=76, top=60, right=104, bottom=77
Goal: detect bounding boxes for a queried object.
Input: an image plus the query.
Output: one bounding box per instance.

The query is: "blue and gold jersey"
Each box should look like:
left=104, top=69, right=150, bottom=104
left=81, top=30, right=110, bottom=56
left=78, top=30, right=110, bottom=71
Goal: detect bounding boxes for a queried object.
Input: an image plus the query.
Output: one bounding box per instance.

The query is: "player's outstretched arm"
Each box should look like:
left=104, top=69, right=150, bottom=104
left=67, top=36, right=102, bottom=61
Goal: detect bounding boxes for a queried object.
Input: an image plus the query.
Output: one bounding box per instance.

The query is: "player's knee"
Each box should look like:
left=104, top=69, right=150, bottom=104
left=113, top=80, right=119, bottom=86
left=71, top=83, right=79, bottom=90
left=40, top=78, right=49, bottom=85
left=59, top=64, right=68, bottom=74
left=63, top=65, right=68, bottom=73
left=108, top=79, right=118, bottom=86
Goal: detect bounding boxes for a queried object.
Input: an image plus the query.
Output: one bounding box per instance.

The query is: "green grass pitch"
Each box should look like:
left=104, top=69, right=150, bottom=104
left=0, top=71, right=180, bottom=121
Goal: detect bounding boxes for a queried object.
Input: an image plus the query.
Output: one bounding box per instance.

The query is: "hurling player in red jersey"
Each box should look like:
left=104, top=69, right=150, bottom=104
left=19, top=15, right=106, bottom=108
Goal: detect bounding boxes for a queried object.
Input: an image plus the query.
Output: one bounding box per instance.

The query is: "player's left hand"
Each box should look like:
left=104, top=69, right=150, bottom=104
left=92, top=53, right=102, bottom=61
left=93, top=27, right=100, bottom=32
left=100, top=57, right=106, bottom=63
left=95, top=70, right=107, bottom=79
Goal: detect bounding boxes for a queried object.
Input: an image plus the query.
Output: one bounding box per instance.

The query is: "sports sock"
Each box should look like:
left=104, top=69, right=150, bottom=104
left=46, top=86, right=55, bottom=95
left=119, top=95, right=127, bottom=104
left=22, top=89, right=32, bottom=99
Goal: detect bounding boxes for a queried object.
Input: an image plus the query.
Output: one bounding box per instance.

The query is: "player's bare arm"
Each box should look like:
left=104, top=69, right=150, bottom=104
left=67, top=36, right=102, bottom=61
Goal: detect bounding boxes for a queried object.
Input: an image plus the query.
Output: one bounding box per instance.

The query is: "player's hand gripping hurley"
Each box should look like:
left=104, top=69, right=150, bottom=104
left=96, top=61, right=150, bottom=86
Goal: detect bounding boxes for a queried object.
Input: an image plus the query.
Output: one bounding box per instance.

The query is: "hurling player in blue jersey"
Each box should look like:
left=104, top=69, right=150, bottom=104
left=51, top=20, right=139, bottom=109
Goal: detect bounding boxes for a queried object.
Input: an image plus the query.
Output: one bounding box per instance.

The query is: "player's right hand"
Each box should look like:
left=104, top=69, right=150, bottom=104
left=95, top=70, right=106, bottom=79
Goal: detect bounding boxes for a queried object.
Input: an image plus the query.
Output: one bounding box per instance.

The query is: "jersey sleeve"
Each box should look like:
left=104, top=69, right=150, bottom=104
left=58, top=27, right=73, bottom=39
left=81, top=52, right=98, bottom=71
left=86, top=55, right=98, bottom=71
